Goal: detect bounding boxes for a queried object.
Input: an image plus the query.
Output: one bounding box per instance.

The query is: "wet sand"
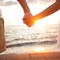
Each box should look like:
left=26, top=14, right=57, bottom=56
left=0, top=52, right=60, bottom=60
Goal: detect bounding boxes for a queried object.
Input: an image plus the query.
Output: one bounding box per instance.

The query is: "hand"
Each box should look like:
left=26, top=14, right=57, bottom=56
left=23, top=12, right=34, bottom=27
left=23, top=17, right=35, bottom=27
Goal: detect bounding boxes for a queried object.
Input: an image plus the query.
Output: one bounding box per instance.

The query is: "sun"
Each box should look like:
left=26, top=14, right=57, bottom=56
left=34, top=19, right=46, bottom=27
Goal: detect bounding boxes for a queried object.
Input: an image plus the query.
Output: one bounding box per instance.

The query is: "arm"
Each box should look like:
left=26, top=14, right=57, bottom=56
left=17, top=0, right=31, bottom=14
left=23, top=0, right=60, bottom=27
left=17, top=0, right=33, bottom=25
left=34, top=0, right=60, bottom=20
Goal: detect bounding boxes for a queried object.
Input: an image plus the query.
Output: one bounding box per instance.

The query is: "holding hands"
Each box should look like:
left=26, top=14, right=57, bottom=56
left=23, top=12, right=35, bottom=27
left=17, top=0, right=36, bottom=27
left=18, top=0, right=60, bottom=27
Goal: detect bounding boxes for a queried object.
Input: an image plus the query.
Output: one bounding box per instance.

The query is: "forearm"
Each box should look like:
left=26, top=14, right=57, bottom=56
left=17, top=0, right=30, bottom=13
left=34, top=1, right=60, bottom=20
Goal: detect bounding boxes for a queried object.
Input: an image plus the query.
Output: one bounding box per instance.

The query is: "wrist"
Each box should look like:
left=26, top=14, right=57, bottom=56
left=24, top=9, right=31, bottom=14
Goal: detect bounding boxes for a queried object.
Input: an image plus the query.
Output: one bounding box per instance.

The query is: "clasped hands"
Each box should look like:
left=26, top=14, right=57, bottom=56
left=23, top=12, right=36, bottom=27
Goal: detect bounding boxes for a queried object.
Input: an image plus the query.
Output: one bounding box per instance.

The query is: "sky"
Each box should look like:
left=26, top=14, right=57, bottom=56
left=0, top=0, right=60, bottom=26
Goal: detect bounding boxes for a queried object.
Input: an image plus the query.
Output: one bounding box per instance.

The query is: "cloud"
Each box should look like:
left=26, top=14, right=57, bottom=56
left=38, top=0, right=56, bottom=4
left=0, top=0, right=4, bottom=1
left=0, top=0, right=55, bottom=6
left=0, top=0, right=18, bottom=6
left=26, top=0, right=38, bottom=3
left=26, top=0, right=55, bottom=4
left=39, top=0, right=55, bottom=2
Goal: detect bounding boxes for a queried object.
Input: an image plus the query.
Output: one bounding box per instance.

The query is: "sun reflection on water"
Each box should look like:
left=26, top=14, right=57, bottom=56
left=33, top=47, right=48, bottom=53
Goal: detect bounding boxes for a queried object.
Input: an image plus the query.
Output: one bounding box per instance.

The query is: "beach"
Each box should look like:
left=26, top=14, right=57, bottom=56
left=0, top=0, right=60, bottom=59
left=0, top=52, right=60, bottom=60
left=0, top=24, right=59, bottom=59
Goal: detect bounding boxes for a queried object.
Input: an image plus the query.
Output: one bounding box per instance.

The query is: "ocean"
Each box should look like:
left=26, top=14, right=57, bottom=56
left=0, top=24, right=59, bottom=54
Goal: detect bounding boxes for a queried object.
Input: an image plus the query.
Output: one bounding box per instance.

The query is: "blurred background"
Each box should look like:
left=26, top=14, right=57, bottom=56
left=0, top=0, right=60, bottom=54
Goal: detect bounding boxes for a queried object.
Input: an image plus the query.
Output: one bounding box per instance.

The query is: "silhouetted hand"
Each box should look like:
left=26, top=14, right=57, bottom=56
left=23, top=17, right=35, bottom=27
left=23, top=12, right=34, bottom=27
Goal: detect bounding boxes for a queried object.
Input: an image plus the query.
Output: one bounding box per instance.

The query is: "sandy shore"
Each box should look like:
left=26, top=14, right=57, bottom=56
left=0, top=52, right=60, bottom=60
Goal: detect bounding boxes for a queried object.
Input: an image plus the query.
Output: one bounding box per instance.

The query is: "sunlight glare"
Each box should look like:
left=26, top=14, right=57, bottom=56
left=30, top=2, right=60, bottom=27
left=34, top=19, right=46, bottom=27
left=33, top=47, right=47, bottom=53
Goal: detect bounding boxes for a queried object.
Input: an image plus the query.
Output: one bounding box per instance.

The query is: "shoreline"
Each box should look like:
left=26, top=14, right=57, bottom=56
left=0, top=52, right=60, bottom=60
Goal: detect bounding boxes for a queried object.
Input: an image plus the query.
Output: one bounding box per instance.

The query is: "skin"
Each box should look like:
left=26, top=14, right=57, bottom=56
left=34, top=0, right=60, bottom=20
left=22, top=0, right=60, bottom=27
left=17, top=0, right=33, bottom=22
left=17, top=0, right=60, bottom=27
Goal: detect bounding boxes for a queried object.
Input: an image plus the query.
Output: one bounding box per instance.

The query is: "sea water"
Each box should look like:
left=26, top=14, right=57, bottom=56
left=0, top=24, right=59, bottom=54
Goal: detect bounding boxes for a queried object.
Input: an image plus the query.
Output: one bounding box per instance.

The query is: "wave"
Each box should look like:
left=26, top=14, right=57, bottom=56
left=5, top=24, right=58, bottom=48
left=6, top=40, right=57, bottom=48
